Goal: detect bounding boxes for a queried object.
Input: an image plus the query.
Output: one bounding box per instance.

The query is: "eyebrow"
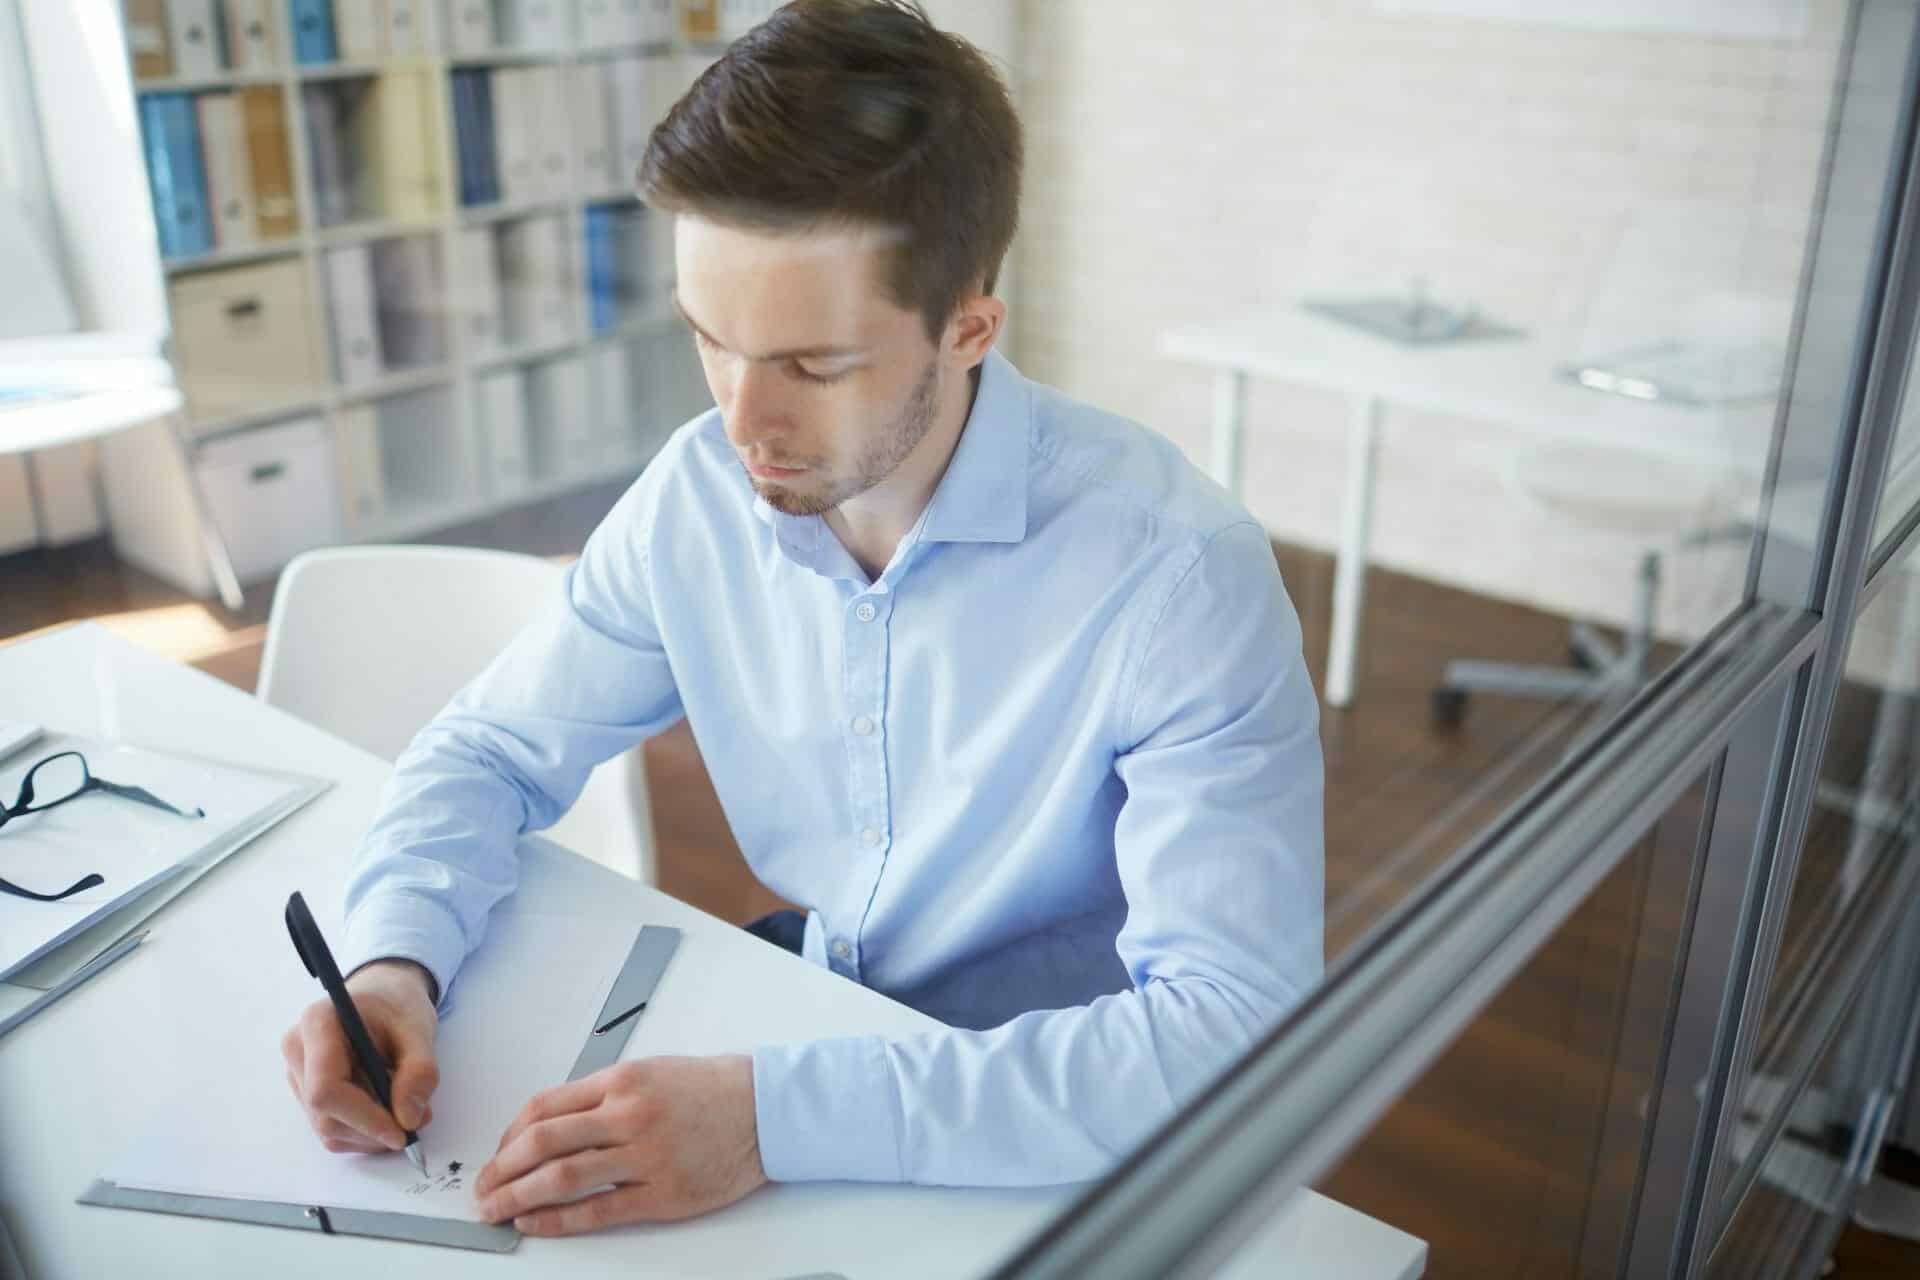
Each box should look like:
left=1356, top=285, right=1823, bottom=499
left=670, top=290, right=868, bottom=361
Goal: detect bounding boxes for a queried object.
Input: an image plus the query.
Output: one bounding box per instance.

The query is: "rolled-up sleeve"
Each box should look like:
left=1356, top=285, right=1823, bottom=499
left=752, top=520, right=1325, bottom=1184
left=338, top=480, right=686, bottom=1015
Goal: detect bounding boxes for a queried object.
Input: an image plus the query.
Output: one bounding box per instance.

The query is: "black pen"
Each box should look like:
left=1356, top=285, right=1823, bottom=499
left=284, top=891, right=429, bottom=1176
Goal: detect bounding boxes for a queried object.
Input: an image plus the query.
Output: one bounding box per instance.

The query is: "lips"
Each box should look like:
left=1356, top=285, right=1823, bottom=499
left=746, top=460, right=808, bottom=478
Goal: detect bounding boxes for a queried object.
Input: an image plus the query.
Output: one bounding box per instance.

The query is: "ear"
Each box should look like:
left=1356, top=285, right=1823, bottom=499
left=944, top=292, right=1006, bottom=371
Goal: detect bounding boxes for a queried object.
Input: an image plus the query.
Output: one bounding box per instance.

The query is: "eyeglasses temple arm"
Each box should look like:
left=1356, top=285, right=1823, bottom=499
left=92, top=780, right=205, bottom=820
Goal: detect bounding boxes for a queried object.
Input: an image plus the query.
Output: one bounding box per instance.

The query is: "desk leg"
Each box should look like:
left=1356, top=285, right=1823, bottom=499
left=1326, top=395, right=1381, bottom=708
left=1210, top=368, right=1248, bottom=501
left=163, top=416, right=246, bottom=612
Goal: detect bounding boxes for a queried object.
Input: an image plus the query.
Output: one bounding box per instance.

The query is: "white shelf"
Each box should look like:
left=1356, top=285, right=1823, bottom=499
left=135, top=71, right=286, bottom=94
left=334, top=365, right=453, bottom=407
left=188, top=395, right=328, bottom=444
left=585, top=306, right=681, bottom=345
left=470, top=334, right=584, bottom=372
left=163, top=240, right=303, bottom=275
left=357, top=446, right=652, bottom=544
left=294, top=61, right=385, bottom=82
left=447, top=48, right=574, bottom=68
left=459, top=197, right=571, bottom=226
left=106, top=3, right=729, bottom=600
left=571, top=42, right=676, bottom=62
left=314, top=218, right=441, bottom=247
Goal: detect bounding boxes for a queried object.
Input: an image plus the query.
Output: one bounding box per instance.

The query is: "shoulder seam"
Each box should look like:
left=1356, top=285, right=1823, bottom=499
left=1029, top=402, right=1231, bottom=542
left=1119, top=519, right=1266, bottom=747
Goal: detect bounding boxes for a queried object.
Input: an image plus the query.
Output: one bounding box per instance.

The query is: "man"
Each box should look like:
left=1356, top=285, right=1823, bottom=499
left=282, top=0, right=1323, bottom=1237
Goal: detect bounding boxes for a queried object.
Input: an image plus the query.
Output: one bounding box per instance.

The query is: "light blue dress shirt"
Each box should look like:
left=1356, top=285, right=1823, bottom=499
left=341, top=348, right=1324, bottom=1187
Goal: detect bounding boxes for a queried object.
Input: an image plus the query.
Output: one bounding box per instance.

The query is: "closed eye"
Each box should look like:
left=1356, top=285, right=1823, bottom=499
left=791, top=362, right=856, bottom=385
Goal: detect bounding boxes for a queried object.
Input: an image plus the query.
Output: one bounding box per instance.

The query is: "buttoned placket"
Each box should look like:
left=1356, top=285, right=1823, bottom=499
left=831, top=584, right=892, bottom=980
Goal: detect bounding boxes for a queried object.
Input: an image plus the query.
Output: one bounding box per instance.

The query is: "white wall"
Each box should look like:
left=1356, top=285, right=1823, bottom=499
left=1009, top=0, right=1847, bottom=639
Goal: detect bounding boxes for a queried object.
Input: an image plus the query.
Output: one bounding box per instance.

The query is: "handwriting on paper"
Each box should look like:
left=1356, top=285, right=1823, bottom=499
left=403, top=1159, right=466, bottom=1196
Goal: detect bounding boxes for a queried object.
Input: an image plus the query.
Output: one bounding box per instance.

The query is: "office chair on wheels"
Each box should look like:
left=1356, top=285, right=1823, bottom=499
left=1430, top=442, right=1738, bottom=729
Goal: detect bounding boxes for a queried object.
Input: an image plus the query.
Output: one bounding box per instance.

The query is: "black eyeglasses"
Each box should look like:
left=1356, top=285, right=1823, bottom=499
left=0, top=751, right=205, bottom=903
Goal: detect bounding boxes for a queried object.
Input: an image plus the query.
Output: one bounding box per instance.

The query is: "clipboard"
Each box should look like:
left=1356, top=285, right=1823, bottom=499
left=77, top=924, right=683, bottom=1254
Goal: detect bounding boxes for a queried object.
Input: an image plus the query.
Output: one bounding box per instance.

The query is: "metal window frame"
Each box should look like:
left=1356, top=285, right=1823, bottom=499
left=1672, top=0, right=1920, bottom=1265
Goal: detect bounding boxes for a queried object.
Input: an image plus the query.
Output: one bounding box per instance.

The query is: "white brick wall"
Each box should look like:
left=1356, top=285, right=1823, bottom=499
left=1006, top=0, right=1849, bottom=641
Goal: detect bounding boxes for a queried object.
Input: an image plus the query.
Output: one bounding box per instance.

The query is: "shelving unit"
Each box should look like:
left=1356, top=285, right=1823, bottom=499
left=109, top=0, right=770, bottom=595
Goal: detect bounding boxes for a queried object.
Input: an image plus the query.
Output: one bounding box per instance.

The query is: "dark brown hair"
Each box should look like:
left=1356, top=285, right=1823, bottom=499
left=638, top=0, right=1022, bottom=340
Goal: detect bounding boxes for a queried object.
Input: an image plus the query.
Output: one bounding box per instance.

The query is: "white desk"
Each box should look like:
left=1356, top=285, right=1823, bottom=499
left=0, top=624, right=1426, bottom=1280
left=1162, top=305, right=1774, bottom=707
left=0, top=336, right=243, bottom=610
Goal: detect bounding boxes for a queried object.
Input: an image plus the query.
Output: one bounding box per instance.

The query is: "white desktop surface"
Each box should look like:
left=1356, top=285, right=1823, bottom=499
left=1161, top=305, right=1776, bottom=469
left=0, top=385, right=183, bottom=457
left=0, top=624, right=1425, bottom=1280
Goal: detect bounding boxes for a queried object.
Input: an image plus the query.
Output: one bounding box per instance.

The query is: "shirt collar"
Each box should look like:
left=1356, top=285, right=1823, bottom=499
left=917, top=347, right=1031, bottom=545
left=747, top=346, right=1031, bottom=548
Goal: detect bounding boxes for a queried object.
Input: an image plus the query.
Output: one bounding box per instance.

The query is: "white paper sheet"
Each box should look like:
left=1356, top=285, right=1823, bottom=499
left=0, top=741, right=307, bottom=979
left=103, top=896, right=640, bottom=1223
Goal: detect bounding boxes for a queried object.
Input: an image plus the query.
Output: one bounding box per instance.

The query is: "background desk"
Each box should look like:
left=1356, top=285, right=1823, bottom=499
left=0, top=624, right=1425, bottom=1279
left=0, top=335, right=244, bottom=609
left=1162, top=305, right=1774, bottom=707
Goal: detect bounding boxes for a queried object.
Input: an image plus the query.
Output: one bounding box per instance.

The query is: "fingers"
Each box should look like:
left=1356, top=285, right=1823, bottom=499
left=508, top=1182, right=662, bottom=1237
left=475, top=1111, right=615, bottom=1199
left=491, top=1072, right=614, bottom=1158
left=374, top=1016, right=440, bottom=1130
left=294, top=1003, right=407, bottom=1150
left=476, top=1143, right=629, bottom=1225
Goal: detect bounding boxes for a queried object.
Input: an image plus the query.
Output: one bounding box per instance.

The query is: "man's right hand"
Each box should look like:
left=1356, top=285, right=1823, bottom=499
left=281, top=958, right=442, bottom=1155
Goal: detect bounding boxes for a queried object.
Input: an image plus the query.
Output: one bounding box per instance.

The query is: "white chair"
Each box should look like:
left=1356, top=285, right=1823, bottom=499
left=256, top=544, right=655, bottom=882
left=1430, top=443, right=1739, bottom=727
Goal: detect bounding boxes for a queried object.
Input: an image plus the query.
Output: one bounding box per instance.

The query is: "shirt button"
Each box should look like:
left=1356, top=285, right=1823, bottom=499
left=852, top=714, right=875, bottom=736
left=831, top=938, right=852, bottom=960
left=854, top=601, right=877, bottom=623
left=860, top=827, right=882, bottom=847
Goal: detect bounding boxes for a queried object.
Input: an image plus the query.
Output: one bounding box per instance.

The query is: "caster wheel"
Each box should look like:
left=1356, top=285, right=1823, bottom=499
left=1569, top=643, right=1597, bottom=672
left=1431, top=687, right=1468, bottom=729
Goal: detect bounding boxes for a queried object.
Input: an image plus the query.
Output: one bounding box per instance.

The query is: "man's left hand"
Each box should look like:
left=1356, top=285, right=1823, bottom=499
left=473, top=1054, right=767, bottom=1234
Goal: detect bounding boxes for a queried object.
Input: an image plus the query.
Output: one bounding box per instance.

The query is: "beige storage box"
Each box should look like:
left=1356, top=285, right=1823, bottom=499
left=194, top=416, right=343, bottom=582
left=169, top=259, right=327, bottom=424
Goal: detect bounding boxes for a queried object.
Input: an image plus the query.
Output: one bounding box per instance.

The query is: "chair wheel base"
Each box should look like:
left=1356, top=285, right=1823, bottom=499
left=1431, top=687, right=1468, bottom=729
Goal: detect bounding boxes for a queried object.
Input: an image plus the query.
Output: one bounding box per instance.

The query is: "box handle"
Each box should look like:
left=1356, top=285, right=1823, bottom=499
left=226, top=298, right=263, bottom=320
left=249, top=462, right=287, bottom=485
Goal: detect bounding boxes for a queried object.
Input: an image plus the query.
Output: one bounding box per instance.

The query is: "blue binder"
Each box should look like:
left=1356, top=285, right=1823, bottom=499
left=138, top=93, right=213, bottom=260
left=584, top=206, right=617, bottom=335
left=288, top=0, right=338, bottom=65
left=452, top=70, right=500, bottom=206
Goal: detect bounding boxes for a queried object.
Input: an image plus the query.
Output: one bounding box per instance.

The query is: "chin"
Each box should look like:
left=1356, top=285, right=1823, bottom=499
left=754, top=480, right=837, bottom=517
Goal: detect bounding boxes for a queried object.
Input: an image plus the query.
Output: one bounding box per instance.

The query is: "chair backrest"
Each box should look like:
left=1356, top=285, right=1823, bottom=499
left=257, top=544, right=654, bottom=882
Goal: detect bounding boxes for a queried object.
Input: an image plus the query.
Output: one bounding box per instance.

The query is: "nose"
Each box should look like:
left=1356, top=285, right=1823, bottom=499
left=720, top=360, right=793, bottom=452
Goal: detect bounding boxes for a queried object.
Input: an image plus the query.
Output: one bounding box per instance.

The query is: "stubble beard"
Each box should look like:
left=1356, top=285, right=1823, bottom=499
left=752, top=357, right=942, bottom=517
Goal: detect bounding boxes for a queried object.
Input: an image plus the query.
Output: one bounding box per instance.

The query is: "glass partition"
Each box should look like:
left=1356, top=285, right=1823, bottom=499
left=1705, top=985, right=1880, bottom=1280
left=1309, top=770, right=1714, bottom=1277
left=1714, top=538, right=1920, bottom=1232
left=1016, top=0, right=1863, bottom=962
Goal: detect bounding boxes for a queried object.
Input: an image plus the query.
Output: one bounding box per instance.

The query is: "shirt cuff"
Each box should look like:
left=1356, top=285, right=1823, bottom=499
left=752, top=1035, right=904, bottom=1183
left=339, top=893, right=467, bottom=1017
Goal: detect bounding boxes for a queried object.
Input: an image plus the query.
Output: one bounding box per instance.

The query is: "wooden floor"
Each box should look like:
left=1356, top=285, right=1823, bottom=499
left=4, top=481, right=1917, bottom=1278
